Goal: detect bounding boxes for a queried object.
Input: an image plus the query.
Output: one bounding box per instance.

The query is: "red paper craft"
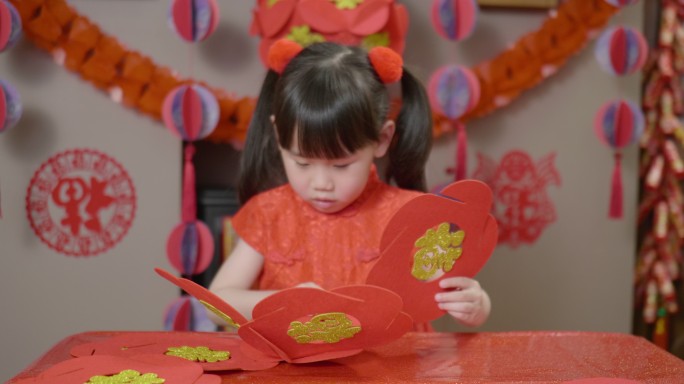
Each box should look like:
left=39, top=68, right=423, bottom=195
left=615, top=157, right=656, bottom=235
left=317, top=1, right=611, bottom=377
left=366, top=179, right=497, bottom=323
left=156, top=269, right=412, bottom=365
left=11, top=354, right=219, bottom=384
left=240, top=285, right=412, bottom=363
left=156, top=268, right=249, bottom=328
left=70, top=332, right=278, bottom=371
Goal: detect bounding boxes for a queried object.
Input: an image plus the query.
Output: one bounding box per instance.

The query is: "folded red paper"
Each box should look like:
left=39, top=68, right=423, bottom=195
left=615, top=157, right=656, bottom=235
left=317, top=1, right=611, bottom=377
left=366, top=179, right=498, bottom=323
left=10, top=354, right=220, bottom=384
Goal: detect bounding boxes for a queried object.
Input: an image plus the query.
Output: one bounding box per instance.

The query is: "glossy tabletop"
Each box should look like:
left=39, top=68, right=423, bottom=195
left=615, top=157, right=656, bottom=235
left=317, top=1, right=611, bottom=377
left=9, top=331, right=684, bottom=383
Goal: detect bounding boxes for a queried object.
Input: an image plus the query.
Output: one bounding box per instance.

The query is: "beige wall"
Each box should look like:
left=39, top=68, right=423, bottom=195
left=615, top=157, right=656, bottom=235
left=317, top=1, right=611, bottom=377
left=0, top=1, right=643, bottom=381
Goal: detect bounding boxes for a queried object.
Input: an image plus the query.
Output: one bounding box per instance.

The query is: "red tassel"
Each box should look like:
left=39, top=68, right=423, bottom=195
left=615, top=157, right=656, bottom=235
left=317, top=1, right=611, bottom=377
left=455, top=123, right=468, bottom=181
left=609, top=152, right=623, bottom=219
left=182, top=143, right=196, bottom=222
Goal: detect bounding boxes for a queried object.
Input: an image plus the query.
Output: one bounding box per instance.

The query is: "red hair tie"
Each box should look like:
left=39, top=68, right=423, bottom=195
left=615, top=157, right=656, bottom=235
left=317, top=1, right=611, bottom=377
left=267, top=39, right=304, bottom=74
left=368, top=47, right=403, bottom=84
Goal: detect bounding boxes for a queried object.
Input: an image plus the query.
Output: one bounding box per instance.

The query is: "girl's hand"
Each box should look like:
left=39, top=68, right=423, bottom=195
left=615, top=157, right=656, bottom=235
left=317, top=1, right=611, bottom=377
left=434, top=277, right=491, bottom=328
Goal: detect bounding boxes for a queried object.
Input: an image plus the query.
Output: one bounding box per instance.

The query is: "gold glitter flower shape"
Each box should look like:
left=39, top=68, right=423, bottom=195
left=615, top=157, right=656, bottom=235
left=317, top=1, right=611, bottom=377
left=331, top=0, right=364, bottom=10
left=287, top=25, right=326, bottom=47
left=86, top=369, right=165, bottom=384
left=412, top=223, right=465, bottom=281
left=287, top=312, right=362, bottom=344
left=165, top=346, right=231, bottom=363
left=362, top=32, right=390, bottom=50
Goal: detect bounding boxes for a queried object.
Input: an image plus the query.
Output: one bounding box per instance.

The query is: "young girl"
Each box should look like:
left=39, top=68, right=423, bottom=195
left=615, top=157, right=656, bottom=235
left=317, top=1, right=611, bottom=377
left=209, top=40, right=491, bottom=329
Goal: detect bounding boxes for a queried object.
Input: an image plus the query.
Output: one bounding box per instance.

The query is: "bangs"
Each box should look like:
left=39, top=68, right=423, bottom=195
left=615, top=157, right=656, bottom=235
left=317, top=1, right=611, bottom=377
left=275, top=67, right=382, bottom=159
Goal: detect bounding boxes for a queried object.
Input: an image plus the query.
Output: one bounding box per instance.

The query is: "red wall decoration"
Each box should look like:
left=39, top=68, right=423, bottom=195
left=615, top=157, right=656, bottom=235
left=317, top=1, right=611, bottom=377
left=471, top=150, right=561, bottom=248
left=25, top=148, right=136, bottom=257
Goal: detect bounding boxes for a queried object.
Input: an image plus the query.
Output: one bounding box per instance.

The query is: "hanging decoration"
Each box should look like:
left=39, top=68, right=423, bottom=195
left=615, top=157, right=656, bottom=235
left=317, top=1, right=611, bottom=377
left=593, top=99, right=644, bottom=219
left=428, top=65, right=480, bottom=181
left=592, top=14, right=647, bottom=220
left=6, top=0, right=619, bottom=145
left=168, top=0, right=219, bottom=43
left=163, top=21, right=218, bottom=278
left=471, top=150, right=561, bottom=248
left=636, top=0, right=683, bottom=351
left=594, top=26, right=648, bottom=76
left=163, top=2, right=220, bottom=333
left=250, top=0, right=409, bottom=65
left=430, top=0, right=479, bottom=42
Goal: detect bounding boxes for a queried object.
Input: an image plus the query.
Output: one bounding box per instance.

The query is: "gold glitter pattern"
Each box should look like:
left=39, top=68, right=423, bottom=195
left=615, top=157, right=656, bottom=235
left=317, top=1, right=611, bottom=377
left=199, top=300, right=240, bottom=329
left=85, top=370, right=165, bottom=383
left=331, top=0, right=363, bottom=10
left=267, top=0, right=279, bottom=7
left=412, top=223, right=465, bottom=281
left=288, top=312, right=361, bottom=343
left=165, top=346, right=230, bottom=363
left=287, top=26, right=325, bottom=47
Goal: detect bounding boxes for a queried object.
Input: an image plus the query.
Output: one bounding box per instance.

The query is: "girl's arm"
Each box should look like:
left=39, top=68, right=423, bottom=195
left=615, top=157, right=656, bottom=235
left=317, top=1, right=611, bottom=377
left=208, top=239, right=277, bottom=323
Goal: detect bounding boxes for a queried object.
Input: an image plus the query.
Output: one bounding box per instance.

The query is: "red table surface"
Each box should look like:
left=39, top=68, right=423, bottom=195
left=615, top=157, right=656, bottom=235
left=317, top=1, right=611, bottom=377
left=8, top=331, right=684, bottom=383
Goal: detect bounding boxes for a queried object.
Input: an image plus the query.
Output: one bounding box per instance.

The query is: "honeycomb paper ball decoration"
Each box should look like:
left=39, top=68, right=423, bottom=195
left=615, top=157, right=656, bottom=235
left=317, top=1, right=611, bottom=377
left=430, top=0, right=478, bottom=42
left=428, top=65, right=480, bottom=120
left=162, top=84, right=220, bottom=141
left=594, top=26, right=648, bottom=76
left=168, top=0, right=220, bottom=42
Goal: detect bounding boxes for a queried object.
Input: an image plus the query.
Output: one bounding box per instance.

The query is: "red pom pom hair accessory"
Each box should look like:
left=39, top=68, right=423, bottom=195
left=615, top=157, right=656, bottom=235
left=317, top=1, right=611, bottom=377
left=368, top=46, right=403, bottom=84
left=267, top=39, right=304, bottom=74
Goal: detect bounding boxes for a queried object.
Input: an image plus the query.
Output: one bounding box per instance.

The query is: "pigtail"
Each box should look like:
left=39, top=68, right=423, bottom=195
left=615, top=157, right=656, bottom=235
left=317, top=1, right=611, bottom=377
left=238, top=70, right=287, bottom=203
left=387, top=68, right=433, bottom=192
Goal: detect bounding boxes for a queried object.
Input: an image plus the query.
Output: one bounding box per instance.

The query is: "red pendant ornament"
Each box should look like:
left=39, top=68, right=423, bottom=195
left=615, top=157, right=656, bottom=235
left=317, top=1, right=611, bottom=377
left=162, top=84, right=219, bottom=276
left=428, top=65, right=480, bottom=181
left=594, top=99, right=644, bottom=219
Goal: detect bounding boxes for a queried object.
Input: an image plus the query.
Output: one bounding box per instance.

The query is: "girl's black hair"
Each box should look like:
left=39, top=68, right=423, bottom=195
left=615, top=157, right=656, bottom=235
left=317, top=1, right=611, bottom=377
left=238, top=42, right=433, bottom=203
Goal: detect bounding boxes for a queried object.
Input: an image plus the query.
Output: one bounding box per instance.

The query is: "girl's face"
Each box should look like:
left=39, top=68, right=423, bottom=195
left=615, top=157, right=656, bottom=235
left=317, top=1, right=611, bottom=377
left=277, top=121, right=395, bottom=214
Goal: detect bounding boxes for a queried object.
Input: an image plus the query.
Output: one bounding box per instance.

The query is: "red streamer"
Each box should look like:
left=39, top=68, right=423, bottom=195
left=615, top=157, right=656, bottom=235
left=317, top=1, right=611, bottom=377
left=609, top=152, right=623, bottom=219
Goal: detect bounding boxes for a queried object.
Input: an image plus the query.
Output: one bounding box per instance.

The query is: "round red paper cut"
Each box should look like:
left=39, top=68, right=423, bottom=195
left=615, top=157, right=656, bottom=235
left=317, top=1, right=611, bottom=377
left=26, top=148, right=136, bottom=257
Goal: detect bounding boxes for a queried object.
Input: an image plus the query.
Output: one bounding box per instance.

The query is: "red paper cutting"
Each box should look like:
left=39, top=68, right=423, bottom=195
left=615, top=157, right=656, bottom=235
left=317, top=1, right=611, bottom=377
left=366, top=179, right=498, bottom=323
